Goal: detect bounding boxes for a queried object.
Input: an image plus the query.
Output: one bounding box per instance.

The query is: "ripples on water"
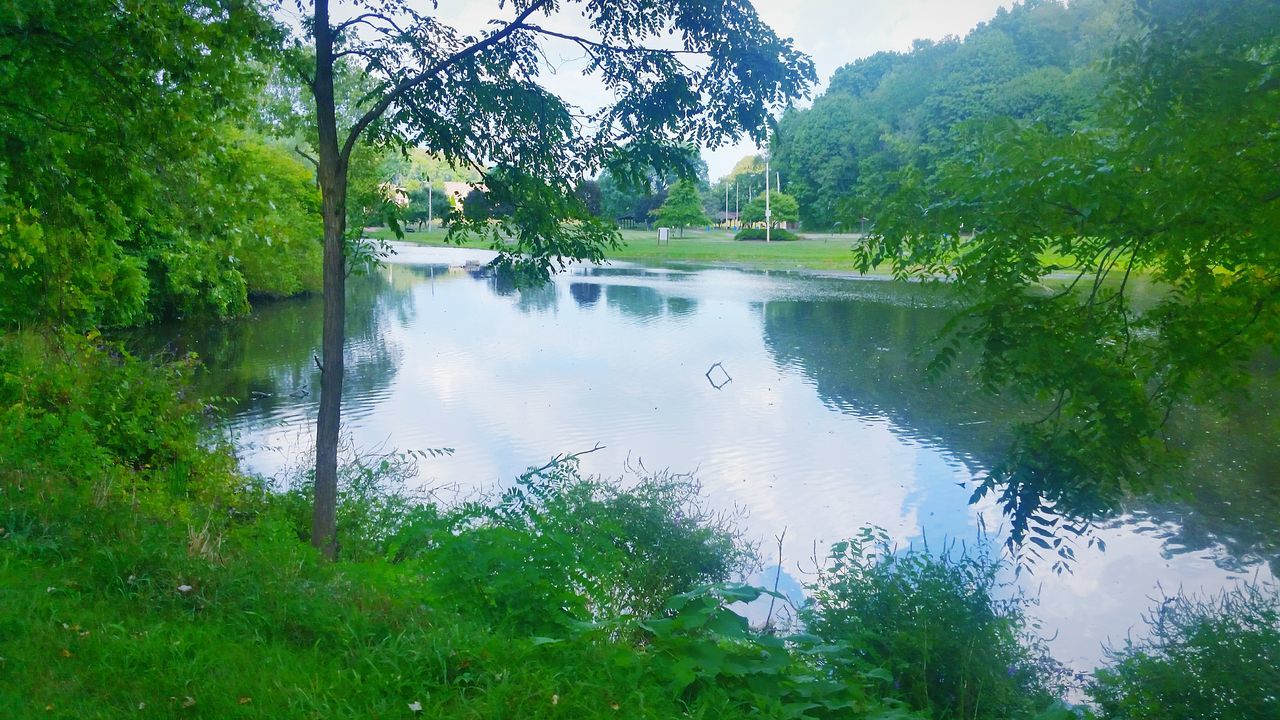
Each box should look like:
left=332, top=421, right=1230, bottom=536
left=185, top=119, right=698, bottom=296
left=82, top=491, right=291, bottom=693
left=132, top=242, right=1278, bottom=671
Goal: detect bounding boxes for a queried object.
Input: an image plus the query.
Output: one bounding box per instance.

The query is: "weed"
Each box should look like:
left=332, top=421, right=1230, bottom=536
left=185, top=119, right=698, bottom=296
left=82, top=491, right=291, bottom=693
left=803, top=527, right=1070, bottom=720
left=1090, top=581, right=1280, bottom=720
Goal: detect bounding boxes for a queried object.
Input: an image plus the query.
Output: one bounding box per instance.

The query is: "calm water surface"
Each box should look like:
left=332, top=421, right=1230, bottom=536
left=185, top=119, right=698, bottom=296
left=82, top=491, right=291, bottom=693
left=135, top=243, right=1279, bottom=670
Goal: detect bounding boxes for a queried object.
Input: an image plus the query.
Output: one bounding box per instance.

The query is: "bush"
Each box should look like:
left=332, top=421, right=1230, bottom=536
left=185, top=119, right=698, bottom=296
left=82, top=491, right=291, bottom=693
left=1090, top=582, right=1280, bottom=720
left=734, top=227, right=800, bottom=241
left=395, top=458, right=756, bottom=634
left=803, top=528, right=1068, bottom=720
left=0, top=330, right=241, bottom=528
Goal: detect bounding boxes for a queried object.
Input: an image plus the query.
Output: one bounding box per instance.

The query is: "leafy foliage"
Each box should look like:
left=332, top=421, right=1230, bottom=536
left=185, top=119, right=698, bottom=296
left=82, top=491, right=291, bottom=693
left=740, top=190, right=800, bottom=229
left=735, top=228, right=800, bottom=242
left=804, top=528, right=1069, bottom=720
left=851, top=0, right=1280, bottom=559
left=390, top=457, right=755, bottom=634
left=0, top=0, right=284, bottom=327
left=1090, top=582, right=1280, bottom=720
left=772, top=0, right=1121, bottom=229
left=638, top=583, right=925, bottom=719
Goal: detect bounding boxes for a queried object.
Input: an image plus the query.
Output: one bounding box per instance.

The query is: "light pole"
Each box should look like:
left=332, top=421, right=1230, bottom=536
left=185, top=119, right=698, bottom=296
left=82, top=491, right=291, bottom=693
left=764, top=125, right=771, bottom=243
left=724, top=182, right=729, bottom=233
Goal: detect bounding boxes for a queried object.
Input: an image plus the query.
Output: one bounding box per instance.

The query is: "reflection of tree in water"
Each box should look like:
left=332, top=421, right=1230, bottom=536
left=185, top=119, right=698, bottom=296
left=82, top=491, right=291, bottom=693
left=761, top=295, right=1280, bottom=574
left=606, top=284, right=664, bottom=320
left=515, top=281, right=559, bottom=315
left=1130, top=363, right=1280, bottom=576
left=123, top=268, right=413, bottom=424
left=762, top=297, right=1024, bottom=467
left=665, top=296, right=697, bottom=318
left=569, top=282, right=601, bottom=307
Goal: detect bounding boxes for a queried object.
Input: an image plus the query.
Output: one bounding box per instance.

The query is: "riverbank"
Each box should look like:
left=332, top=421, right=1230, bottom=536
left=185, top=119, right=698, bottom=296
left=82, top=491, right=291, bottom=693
left=3, top=330, right=1272, bottom=720
left=374, top=227, right=887, bottom=273
left=375, top=227, right=1094, bottom=278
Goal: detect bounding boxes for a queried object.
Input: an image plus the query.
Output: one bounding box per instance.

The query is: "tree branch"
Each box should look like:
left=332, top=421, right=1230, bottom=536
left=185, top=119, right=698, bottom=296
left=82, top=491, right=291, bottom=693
left=520, top=23, right=706, bottom=57
left=295, top=144, right=319, bottom=168
left=334, top=12, right=407, bottom=37
left=339, top=0, right=552, bottom=163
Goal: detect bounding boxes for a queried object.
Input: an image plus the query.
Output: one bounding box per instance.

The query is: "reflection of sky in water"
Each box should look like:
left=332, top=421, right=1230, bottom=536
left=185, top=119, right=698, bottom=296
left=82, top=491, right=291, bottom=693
left=210, top=243, right=1275, bottom=672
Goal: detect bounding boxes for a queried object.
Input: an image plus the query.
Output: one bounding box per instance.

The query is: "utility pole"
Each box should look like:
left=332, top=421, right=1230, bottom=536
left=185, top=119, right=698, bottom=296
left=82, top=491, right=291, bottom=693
left=427, top=178, right=433, bottom=232
left=735, top=183, right=739, bottom=229
left=724, top=182, right=729, bottom=232
left=765, top=125, right=771, bottom=243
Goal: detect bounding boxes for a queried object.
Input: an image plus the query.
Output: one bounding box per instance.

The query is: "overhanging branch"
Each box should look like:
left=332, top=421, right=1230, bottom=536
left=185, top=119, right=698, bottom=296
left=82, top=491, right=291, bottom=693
left=521, top=23, right=707, bottom=57
left=339, top=0, right=552, bottom=163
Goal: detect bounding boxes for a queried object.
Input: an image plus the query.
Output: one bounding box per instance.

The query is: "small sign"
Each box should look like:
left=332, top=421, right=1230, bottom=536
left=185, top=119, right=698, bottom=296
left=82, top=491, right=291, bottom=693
left=658, top=227, right=670, bottom=244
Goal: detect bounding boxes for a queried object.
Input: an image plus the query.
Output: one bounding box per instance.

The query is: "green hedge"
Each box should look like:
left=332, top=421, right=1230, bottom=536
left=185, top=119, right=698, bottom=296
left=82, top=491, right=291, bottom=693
left=734, top=228, right=800, bottom=241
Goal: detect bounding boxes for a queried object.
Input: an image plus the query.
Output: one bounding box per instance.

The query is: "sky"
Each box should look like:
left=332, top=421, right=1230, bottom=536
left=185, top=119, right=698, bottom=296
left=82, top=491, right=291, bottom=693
left=295, top=1, right=1017, bottom=181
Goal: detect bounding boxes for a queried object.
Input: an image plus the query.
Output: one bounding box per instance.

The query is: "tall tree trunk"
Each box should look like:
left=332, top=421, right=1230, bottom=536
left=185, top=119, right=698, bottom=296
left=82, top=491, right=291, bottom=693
left=311, top=0, right=345, bottom=560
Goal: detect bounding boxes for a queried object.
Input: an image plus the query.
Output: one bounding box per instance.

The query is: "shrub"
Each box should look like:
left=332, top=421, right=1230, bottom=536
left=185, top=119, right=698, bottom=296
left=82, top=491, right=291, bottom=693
left=0, top=331, right=241, bottom=526
left=638, top=583, right=925, bottom=718
left=803, top=527, right=1068, bottom=720
left=398, top=457, right=757, bottom=633
left=1090, top=582, right=1280, bottom=720
left=734, top=227, right=800, bottom=241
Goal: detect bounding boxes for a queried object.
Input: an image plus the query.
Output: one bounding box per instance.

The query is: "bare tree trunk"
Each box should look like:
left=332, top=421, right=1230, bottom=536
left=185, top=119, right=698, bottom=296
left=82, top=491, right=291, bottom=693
left=311, top=0, right=345, bottom=560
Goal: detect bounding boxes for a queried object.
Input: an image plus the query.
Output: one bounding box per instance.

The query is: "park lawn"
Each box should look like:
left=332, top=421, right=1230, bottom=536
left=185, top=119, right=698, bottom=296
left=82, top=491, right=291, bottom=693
left=375, top=227, right=886, bottom=273
left=373, top=227, right=1084, bottom=276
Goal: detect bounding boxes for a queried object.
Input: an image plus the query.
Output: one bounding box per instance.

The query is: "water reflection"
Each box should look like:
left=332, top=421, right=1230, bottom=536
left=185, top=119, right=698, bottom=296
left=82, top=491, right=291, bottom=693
left=569, top=282, right=601, bottom=307
left=606, top=284, right=665, bottom=321
left=133, top=243, right=1278, bottom=669
left=124, top=265, right=414, bottom=441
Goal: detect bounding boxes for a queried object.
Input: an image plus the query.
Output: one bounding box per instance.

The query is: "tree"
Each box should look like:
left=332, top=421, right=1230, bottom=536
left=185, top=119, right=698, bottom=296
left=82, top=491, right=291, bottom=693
left=405, top=186, right=451, bottom=230
left=856, top=0, right=1280, bottom=564
left=651, top=180, right=709, bottom=236
left=771, top=0, right=1125, bottom=231
left=288, top=0, right=814, bottom=557
left=0, top=0, right=275, bottom=328
left=740, top=190, right=800, bottom=230
left=573, top=179, right=603, bottom=217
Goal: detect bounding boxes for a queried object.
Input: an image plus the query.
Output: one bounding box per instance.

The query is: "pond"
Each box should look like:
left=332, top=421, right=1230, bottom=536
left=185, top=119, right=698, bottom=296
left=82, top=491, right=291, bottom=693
left=131, top=242, right=1279, bottom=672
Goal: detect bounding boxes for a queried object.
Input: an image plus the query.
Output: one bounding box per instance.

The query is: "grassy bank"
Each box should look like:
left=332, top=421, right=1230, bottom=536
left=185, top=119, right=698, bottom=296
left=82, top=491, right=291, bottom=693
left=375, top=227, right=884, bottom=273
left=376, top=227, right=1092, bottom=276
left=2, top=332, right=1274, bottom=719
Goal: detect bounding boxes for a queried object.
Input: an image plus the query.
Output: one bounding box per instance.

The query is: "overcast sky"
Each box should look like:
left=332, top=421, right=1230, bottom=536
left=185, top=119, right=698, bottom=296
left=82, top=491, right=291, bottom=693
left=299, top=1, right=1016, bottom=180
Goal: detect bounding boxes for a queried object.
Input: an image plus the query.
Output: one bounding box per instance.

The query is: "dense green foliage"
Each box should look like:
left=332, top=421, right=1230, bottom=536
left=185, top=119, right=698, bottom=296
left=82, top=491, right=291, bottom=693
left=0, top=1, right=326, bottom=327
left=740, top=190, right=800, bottom=230
left=806, top=529, right=1067, bottom=720
left=735, top=228, right=800, bottom=242
left=772, top=0, right=1124, bottom=229
left=843, top=0, right=1280, bottom=561
left=598, top=151, right=711, bottom=226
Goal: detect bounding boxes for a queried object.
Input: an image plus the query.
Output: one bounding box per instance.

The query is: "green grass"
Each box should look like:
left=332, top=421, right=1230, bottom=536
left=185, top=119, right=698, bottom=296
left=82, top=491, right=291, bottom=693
left=376, top=227, right=1092, bottom=276
left=376, top=227, right=886, bottom=273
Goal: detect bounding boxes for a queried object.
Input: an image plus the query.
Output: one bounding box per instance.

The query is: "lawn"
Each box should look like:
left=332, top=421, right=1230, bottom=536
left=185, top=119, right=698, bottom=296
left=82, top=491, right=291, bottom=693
left=375, top=226, right=882, bottom=273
